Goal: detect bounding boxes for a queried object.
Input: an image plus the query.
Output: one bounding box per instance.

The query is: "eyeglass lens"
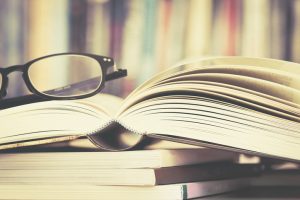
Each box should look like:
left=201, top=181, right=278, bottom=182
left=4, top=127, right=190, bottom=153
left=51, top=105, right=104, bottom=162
left=28, top=55, right=103, bottom=98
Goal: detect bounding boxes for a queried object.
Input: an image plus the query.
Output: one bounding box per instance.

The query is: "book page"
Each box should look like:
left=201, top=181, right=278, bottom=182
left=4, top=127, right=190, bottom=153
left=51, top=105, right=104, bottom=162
left=156, top=66, right=300, bottom=103
left=158, top=77, right=300, bottom=108
left=78, top=93, right=123, bottom=116
left=118, top=82, right=300, bottom=120
left=118, top=57, right=300, bottom=119
left=117, top=94, right=300, bottom=161
left=94, top=57, right=300, bottom=160
left=0, top=94, right=121, bottom=149
left=124, top=57, right=300, bottom=99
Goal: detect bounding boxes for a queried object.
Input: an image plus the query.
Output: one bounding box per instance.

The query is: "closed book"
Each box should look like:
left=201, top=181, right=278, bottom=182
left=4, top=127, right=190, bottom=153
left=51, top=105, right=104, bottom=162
left=0, top=147, right=236, bottom=169
left=0, top=178, right=250, bottom=200
left=0, top=162, right=262, bottom=186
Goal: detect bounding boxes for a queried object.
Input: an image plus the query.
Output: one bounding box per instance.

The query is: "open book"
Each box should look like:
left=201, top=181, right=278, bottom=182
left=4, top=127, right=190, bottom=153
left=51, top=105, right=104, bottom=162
left=1, top=57, right=300, bottom=162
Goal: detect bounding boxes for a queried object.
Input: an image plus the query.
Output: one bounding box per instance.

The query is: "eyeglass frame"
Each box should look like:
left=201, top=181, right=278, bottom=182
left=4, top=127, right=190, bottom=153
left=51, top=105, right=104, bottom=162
left=0, top=52, right=127, bottom=100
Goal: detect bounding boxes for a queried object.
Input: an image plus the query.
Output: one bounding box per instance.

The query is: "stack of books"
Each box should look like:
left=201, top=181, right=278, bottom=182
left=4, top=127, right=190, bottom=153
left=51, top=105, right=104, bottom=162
left=0, top=139, right=262, bottom=200
left=1, top=57, right=300, bottom=199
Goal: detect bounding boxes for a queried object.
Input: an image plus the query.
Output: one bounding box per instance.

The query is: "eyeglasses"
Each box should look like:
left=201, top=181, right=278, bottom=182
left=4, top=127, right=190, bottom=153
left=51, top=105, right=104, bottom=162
left=0, top=53, right=127, bottom=100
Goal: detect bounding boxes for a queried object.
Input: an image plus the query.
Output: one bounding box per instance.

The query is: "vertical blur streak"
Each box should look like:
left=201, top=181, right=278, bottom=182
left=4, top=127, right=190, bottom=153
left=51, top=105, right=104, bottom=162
left=69, top=0, right=88, bottom=52
left=107, top=0, right=126, bottom=96
left=284, top=0, right=294, bottom=61
left=138, top=0, right=158, bottom=85
left=27, top=0, right=69, bottom=92
left=0, top=0, right=26, bottom=97
left=185, top=0, right=212, bottom=58
left=85, top=0, right=110, bottom=56
left=241, top=0, right=271, bottom=57
left=291, top=0, right=300, bottom=63
left=120, top=0, right=145, bottom=82
left=270, top=0, right=289, bottom=60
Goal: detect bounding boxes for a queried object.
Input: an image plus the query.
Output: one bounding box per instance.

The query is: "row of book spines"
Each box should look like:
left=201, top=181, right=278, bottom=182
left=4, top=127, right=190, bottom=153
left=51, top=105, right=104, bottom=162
left=2, top=0, right=300, bottom=96
left=105, top=0, right=300, bottom=95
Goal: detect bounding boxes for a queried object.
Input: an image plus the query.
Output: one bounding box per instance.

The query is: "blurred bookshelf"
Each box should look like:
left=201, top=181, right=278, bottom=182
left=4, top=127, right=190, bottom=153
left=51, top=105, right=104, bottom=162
left=0, top=0, right=300, bottom=97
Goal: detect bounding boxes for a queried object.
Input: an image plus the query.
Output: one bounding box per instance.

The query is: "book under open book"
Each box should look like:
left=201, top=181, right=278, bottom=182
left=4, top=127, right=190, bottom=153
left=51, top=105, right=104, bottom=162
left=0, top=178, right=251, bottom=200
left=1, top=56, right=300, bottom=162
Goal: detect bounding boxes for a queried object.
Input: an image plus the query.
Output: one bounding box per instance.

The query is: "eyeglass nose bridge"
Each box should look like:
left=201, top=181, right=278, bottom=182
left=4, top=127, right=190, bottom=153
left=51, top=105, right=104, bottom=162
left=0, top=75, right=8, bottom=98
left=0, top=65, right=26, bottom=98
left=4, top=65, right=24, bottom=75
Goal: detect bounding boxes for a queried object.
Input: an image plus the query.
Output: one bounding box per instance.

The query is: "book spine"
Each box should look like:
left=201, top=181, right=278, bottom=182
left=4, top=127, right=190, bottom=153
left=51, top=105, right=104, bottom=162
left=270, top=0, right=288, bottom=60
left=138, top=0, right=158, bottom=85
left=87, top=121, right=144, bottom=151
left=181, top=185, right=188, bottom=200
left=241, top=0, right=271, bottom=57
left=0, top=1, right=27, bottom=97
left=184, top=0, right=212, bottom=58
left=165, top=0, right=189, bottom=67
left=120, top=0, right=145, bottom=93
left=291, top=0, right=300, bottom=63
left=85, top=0, right=110, bottom=55
left=26, top=0, right=69, bottom=89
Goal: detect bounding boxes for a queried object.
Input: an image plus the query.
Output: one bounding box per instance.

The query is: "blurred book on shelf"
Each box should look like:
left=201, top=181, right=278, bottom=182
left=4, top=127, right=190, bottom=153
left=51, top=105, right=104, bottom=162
left=0, top=0, right=27, bottom=97
left=241, top=0, right=271, bottom=58
left=291, top=0, right=300, bottom=63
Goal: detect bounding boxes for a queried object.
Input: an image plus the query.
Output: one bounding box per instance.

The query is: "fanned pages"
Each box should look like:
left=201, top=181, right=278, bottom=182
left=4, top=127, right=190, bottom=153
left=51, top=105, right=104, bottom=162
left=1, top=57, right=300, bottom=161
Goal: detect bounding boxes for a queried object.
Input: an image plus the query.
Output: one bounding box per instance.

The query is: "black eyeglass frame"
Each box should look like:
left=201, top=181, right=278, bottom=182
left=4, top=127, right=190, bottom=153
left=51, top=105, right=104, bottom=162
left=0, top=53, right=127, bottom=100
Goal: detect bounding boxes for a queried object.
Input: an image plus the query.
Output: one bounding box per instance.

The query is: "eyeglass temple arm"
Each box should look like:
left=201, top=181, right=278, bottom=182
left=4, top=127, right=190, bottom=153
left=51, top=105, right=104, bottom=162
left=105, top=69, right=127, bottom=81
left=45, top=69, right=127, bottom=96
left=44, top=69, right=127, bottom=96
